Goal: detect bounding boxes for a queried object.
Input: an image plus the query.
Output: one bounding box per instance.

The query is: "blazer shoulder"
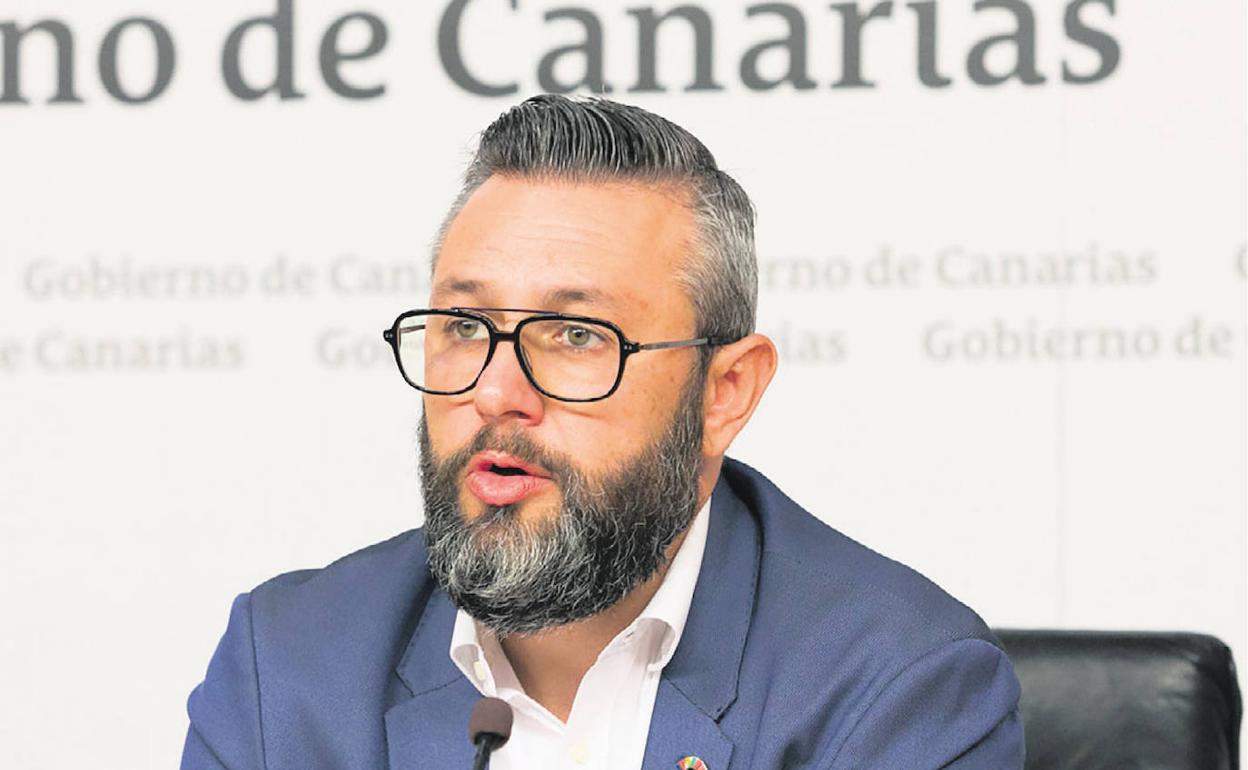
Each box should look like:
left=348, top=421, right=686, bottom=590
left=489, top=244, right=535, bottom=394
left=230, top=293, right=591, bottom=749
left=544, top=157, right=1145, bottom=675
left=242, top=529, right=436, bottom=696
left=185, top=530, right=437, bottom=767
left=722, top=458, right=996, bottom=646
left=252, top=528, right=427, bottom=594
left=248, top=528, right=432, bottom=637
left=717, top=460, right=1021, bottom=767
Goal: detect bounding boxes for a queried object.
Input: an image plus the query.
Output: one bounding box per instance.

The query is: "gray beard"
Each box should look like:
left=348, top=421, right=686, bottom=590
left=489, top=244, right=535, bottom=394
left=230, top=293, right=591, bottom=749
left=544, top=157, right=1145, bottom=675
left=418, top=376, right=705, bottom=637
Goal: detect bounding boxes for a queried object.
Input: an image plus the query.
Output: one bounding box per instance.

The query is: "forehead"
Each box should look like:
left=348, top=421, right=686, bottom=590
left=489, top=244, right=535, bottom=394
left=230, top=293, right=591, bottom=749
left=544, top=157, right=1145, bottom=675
left=432, top=176, right=696, bottom=329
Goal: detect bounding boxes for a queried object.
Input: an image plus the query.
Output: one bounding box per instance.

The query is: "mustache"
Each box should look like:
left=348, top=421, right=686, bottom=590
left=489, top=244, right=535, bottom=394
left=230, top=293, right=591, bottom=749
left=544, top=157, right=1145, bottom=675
left=442, top=424, right=572, bottom=485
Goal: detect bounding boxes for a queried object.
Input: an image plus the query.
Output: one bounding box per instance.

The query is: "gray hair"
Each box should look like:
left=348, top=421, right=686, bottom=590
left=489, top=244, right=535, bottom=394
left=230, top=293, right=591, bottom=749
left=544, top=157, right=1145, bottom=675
left=433, top=94, right=758, bottom=348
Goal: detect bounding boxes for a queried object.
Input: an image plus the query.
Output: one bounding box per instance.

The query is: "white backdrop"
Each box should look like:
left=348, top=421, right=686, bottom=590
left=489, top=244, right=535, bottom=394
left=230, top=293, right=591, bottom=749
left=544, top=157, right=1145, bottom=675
left=1, top=1, right=1244, bottom=767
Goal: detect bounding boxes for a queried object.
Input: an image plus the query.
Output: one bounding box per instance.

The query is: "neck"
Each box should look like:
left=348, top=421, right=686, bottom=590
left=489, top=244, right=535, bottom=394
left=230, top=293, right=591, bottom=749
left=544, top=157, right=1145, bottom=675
left=497, top=517, right=696, bottom=723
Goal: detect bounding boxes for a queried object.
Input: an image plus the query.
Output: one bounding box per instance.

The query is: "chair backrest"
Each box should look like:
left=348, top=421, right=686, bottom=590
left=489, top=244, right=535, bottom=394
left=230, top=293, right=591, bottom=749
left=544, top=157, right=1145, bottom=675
left=995, top=630, right=1242, bottom=770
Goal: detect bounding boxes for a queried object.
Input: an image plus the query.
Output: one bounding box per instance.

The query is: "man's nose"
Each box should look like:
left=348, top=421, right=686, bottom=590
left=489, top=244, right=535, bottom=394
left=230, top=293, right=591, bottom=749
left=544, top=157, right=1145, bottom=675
left=472, top=340, right=545, bottom=425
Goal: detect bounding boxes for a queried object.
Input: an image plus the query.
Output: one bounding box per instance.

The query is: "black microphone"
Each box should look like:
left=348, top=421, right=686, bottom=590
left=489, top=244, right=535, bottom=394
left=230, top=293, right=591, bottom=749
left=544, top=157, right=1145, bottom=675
left=468, top=697, right=513, bottom=770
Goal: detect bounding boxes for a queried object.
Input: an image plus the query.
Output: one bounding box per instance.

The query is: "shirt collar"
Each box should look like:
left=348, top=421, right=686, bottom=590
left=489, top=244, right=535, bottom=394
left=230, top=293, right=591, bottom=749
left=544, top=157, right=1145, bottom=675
left=448, top=494, right=712, bottom=683
left=632, top=494, right=711, bottom=670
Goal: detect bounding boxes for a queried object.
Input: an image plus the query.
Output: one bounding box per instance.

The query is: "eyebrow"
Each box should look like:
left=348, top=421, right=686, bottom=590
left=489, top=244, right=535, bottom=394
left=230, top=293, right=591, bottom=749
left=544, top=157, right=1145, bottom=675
left=430, top=278, right=486, bottom=303
left=430, top=279, right=621, bottom=313
left=539, top=286, right=616, bottom=311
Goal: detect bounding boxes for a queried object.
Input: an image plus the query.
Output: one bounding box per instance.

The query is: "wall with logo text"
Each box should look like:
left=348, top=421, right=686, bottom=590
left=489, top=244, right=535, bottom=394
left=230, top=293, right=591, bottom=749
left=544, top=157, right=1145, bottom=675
left=1, top=1, right=1244, bottom=767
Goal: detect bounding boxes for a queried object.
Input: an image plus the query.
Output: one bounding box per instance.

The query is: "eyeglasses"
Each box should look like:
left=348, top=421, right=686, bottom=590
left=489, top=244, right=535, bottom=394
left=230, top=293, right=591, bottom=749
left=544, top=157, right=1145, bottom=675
left=382, top=307, right=736, bottom=403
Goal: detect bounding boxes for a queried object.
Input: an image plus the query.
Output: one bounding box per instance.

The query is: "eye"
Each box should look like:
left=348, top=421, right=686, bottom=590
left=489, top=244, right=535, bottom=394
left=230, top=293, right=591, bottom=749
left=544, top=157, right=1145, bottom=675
left=558, top=324, right=605, bottom=349
left=449, top=319, right=486, bottom=340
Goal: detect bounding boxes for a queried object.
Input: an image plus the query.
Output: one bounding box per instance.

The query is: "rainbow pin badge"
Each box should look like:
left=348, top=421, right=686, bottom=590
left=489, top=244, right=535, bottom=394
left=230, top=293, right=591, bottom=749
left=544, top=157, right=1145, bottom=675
left=677, top=757, right=708, bottom=770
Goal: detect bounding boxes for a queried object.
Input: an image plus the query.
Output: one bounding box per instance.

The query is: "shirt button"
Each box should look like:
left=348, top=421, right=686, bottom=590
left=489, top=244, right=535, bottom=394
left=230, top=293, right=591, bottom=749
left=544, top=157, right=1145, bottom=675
left=472, top=659, right=489, bottom=683
left=568, top=742, right=589, bottom=764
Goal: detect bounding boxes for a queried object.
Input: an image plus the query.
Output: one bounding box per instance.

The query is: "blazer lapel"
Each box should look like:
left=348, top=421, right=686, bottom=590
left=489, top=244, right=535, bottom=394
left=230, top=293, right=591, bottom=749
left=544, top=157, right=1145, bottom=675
left=642, top=679, right=735, bottom=770
left=646, top=475, right=760, bottom=769
left=385, top=589, right=479, bottom=770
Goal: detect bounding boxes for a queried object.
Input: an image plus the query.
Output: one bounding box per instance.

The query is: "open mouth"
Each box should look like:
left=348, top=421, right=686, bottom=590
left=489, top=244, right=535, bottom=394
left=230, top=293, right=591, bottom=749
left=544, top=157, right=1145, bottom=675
left=470, top=450, right=550, bottom=479
left=465, top=450, right=553, bottom=506
left=488, top=464, right=529, bottom=477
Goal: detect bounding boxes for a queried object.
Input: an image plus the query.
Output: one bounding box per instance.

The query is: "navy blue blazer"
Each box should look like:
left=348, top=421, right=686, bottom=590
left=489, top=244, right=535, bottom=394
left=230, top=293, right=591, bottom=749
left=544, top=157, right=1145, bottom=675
left=182, top=458, right=1023, bottom=769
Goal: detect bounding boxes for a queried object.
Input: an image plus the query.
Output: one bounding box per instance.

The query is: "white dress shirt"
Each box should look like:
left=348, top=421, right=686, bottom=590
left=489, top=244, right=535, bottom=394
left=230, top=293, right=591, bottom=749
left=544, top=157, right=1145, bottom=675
left=449, top=496, right=711, bottom=770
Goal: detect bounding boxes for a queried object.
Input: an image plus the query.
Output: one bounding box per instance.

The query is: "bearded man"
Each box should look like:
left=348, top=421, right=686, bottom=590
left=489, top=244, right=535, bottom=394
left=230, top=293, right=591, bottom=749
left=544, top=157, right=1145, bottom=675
left=181, top=95, right=1024, bottom=769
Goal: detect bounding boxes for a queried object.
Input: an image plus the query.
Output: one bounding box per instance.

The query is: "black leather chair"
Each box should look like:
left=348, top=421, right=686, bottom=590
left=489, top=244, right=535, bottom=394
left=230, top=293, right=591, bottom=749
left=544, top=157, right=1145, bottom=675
left=995, top=630, right=1243, bottom=770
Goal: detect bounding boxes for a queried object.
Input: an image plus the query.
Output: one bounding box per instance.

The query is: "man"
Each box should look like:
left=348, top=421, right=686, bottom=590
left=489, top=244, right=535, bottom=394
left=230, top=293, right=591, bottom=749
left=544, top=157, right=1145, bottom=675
left=182, top=95, right=1023, bottom=769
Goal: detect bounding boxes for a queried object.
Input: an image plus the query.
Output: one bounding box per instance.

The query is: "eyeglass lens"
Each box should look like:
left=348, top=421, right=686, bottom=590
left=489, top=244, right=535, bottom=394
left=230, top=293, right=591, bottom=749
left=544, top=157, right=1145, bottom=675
left=396, top=312, right=623, bottom=400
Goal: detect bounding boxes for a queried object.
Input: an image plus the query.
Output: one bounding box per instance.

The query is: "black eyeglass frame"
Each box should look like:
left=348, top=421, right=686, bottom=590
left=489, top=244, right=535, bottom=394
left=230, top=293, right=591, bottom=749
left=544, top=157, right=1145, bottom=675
left=382, top=307, right=738, bottom=403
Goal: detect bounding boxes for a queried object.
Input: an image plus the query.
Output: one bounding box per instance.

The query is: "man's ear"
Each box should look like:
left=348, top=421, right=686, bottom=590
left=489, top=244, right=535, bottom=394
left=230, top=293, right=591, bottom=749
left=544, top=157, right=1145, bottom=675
left=701, top=333, right=778, bottom=458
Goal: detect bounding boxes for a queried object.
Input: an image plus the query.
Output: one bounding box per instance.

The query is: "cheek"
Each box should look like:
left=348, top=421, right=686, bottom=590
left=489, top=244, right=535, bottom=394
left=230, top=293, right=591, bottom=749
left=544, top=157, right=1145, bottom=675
left=615, top=355, right=695, bottom=415
left=423, top=397, right=479, bottom=456
left=546, top=373, right=685, bottom=458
